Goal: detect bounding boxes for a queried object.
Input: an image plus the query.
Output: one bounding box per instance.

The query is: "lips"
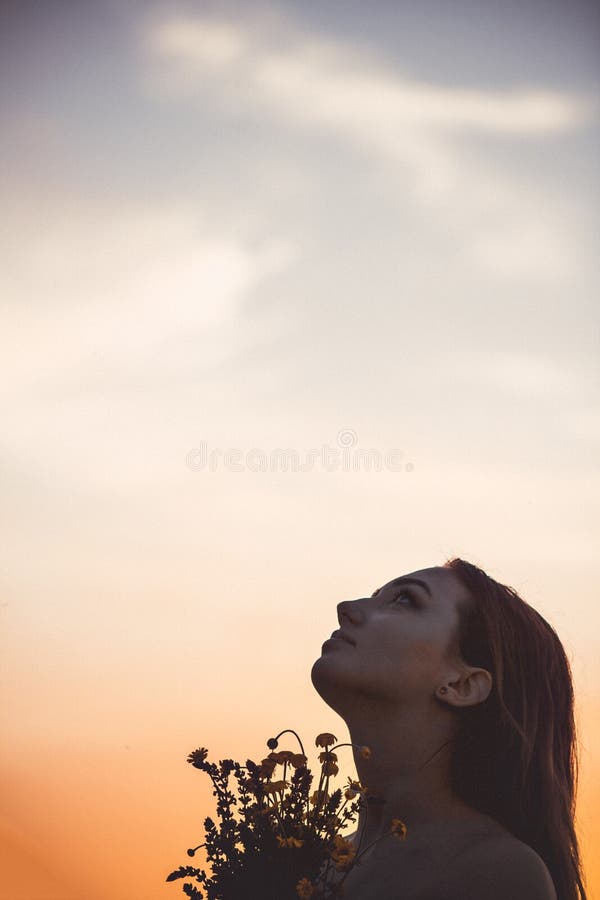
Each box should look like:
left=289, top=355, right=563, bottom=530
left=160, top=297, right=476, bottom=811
left=330, top=629, right=356, bottom=646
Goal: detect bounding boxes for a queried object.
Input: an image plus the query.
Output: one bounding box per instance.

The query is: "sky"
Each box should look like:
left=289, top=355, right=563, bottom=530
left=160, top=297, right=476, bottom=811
left=1, top=1, right=599, bottom=898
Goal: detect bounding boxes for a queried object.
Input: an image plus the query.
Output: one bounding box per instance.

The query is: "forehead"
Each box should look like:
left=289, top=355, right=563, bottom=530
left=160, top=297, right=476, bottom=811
left=377, top=566, right=470, bottom=608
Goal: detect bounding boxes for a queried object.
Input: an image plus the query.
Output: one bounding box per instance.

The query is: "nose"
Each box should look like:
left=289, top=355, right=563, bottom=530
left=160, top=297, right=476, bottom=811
left=337, top=598, right=366, bottom=627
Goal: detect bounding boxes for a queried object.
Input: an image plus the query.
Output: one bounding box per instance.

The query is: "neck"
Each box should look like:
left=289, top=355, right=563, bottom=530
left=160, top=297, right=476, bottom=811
left=345, top=703, right=471, bottom=845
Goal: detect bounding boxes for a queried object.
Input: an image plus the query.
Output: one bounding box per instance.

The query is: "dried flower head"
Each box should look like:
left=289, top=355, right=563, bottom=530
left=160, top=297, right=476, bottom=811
left=296, top=877, right=315, bottom=898
left=276, top=835, right=304, bottom=849
left=310, top=789, right=330, bottom=806
left=186, top=748, right=209, bottom=768
left=343, top=778, right=364, bottom=800
left=315, top=732, right=337, bottom=748
left=262, top=780, right=289, bottom=794
left=330, top=834, right=357, bottom=871
left=290, top=753, right=308, bottom=768
left=318, top=751, right=338, bottom=764
left=271, top=750, right=295, bottom=764
left=390, top=817, right=408, bottom=840
left=258, top=757, right=278, bottom=778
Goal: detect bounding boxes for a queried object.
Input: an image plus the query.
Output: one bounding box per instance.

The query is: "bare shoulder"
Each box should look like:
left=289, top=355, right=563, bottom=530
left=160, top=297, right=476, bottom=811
left=443, top=834, right=557, bottom=900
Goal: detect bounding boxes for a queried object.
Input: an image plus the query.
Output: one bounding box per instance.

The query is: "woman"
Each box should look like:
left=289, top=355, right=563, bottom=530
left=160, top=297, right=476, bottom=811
left=311, top=558, right=587, bottom=900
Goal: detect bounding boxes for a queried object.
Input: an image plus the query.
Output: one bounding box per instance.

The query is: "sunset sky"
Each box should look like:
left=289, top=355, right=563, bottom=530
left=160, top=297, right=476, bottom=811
left=1, top=2, right=599, bottom=898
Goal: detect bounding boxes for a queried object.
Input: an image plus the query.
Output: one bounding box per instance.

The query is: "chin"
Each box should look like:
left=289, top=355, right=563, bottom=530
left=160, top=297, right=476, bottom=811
left=310, top=655, right=352, bottom=716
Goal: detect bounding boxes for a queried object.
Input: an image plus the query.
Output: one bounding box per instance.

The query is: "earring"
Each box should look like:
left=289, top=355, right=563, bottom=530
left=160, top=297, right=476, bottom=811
left=439, top=686, right=448, bottom=694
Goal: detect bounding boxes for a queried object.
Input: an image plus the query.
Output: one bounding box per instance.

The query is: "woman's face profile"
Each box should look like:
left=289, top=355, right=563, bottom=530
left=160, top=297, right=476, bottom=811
left=311, top=566, right=472, bottom=715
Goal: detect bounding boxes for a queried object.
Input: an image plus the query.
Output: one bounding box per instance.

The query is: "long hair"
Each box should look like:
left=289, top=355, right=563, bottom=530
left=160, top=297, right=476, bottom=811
left=444, top=557, right=587, bottom=900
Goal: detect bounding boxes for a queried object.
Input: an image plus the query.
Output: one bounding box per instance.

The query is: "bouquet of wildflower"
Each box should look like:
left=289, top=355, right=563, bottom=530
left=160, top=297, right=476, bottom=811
left=166, top=729, right=407, bottom=899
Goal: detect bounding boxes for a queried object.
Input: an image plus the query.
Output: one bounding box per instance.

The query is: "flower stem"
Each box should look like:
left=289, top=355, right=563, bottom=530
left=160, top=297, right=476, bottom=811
left=270, top=729, right=306, bottom=756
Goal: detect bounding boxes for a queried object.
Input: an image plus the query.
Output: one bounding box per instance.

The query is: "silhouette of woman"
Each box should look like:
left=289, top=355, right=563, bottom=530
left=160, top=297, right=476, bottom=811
left=311, top=558, right=587, bottom=900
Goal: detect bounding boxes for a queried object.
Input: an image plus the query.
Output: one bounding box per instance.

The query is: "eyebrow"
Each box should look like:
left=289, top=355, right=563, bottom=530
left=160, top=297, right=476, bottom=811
left=371, top=577, right=433, bottom=600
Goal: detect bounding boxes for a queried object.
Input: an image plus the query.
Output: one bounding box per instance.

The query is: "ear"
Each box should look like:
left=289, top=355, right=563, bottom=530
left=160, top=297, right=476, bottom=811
left=442, top=666, right=492, bottom=708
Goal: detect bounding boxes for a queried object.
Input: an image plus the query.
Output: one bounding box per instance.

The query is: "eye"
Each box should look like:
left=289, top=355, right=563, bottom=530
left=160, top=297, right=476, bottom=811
left=391, top=588, right=417, bottom=607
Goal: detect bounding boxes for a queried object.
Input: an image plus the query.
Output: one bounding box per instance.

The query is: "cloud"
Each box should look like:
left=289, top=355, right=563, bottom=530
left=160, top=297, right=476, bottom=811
left=0, top=204, right=297, bottom=493
left=146, top=15, right=592, bottom=135
left=1, top=206, right=295, bottom=391
left=455, top=350, right=585, bottom=399
left=143, top=13, right=593, bottom=193
left=141, top=12, right=595, bottom=280
left=147, top=15, right=248, bottom=70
